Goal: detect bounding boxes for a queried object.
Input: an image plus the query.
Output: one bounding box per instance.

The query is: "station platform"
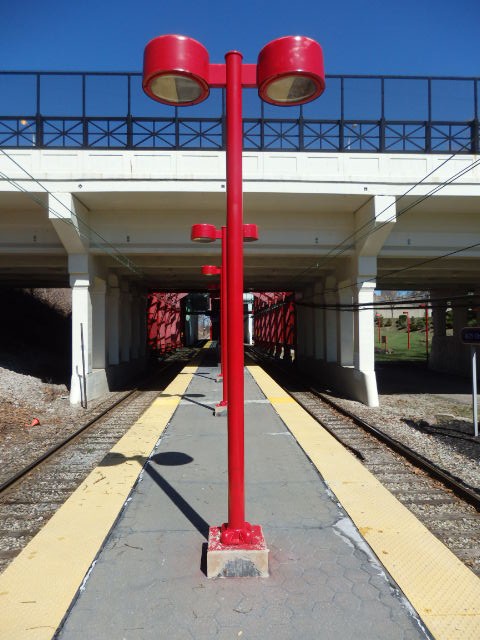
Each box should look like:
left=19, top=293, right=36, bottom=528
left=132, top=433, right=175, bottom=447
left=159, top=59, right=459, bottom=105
left=1, top=345, right=479, bottom=639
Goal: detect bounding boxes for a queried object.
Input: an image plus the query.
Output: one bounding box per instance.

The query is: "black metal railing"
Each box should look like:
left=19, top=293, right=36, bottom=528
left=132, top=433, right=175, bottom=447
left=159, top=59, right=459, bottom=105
left=0, top=72, right=478, bottom=153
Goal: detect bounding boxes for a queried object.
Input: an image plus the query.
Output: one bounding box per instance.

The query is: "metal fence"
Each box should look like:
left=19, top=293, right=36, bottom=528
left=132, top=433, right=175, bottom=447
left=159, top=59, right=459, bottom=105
left=0, top=72, right=478, bottom=153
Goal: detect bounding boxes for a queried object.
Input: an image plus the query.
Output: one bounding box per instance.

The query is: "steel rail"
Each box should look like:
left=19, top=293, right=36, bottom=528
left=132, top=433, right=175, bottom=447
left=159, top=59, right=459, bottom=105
left=0, top=358, right=182, bottom=495
left=247, top=347, right=480, bottom=511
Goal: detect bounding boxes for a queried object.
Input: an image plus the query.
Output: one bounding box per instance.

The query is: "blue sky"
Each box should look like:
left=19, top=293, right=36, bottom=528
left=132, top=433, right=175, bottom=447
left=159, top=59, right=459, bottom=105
left=0, top=0, right=479, bottom=76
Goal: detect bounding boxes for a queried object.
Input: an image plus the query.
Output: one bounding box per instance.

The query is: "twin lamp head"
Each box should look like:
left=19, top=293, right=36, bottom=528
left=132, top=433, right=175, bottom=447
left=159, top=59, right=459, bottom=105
left=143, top=34, right=325, bottom=107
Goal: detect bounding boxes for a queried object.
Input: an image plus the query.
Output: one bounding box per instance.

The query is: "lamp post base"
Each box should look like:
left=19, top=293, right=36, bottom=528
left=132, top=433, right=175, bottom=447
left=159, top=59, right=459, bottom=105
left=206, top=524, right=269, bottom=578
left=214, top=400, right=228, bottom=417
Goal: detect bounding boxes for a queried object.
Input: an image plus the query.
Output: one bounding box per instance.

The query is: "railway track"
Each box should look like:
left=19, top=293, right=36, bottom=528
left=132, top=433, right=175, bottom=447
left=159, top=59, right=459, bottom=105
left=0, top=347, right=198, bottom=573
left=247, top=348, right=480, bottom=577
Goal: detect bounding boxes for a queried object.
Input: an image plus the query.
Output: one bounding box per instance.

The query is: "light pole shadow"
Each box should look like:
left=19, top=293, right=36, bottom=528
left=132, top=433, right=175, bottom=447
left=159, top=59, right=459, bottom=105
left=99, top=450, right=210, bottom=540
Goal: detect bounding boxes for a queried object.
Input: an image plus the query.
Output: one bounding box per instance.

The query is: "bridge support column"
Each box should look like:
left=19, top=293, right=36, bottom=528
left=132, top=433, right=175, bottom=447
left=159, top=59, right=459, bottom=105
left=353, top=276, right=379, bottom=406
left=131, top=287, right=141, bottom=360
left=295, top=291, right=307, bottom=359
left=338, top=280, right=354, bottom=366
left=313, top=282, right=325, bottom=360
left=324, top=276, right=338, bottom=363
left=430, top=292, right=448, bottom=372
left=69, top=255, right=109, bottom=405
left=451, top=296, right=470, bottom=375
left=91, top=278, right=107, bottom=370
left=120, top=281, right=132, bottom=362
left=107, top=274, right=121, bottom=366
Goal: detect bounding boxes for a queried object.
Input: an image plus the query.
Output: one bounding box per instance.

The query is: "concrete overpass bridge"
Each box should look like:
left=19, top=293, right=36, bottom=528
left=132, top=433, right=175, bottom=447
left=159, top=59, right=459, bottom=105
left=0, top=72, right=479, bottom=405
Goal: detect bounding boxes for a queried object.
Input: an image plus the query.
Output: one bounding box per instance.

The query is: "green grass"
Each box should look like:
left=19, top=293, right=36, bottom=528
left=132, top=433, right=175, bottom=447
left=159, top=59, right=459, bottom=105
left=375, top=324, right=431, bottom=362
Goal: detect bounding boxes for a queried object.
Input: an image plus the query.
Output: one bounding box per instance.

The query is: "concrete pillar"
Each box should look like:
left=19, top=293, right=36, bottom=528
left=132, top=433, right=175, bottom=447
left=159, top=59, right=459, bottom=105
left=432, top=302, right=447, bottom=338
left=338, top=279, right=354, bottom=366
left=353, top=278, right=378, bottom=407
left=131, top=289, right=140, bottom=360
left=68, top=254, right=109, bottom=405
left=139, top=293, right=148, bottom=357
left=354, top=281, right=376, bottom=373
left=453, top=301, right=468, bottom=336
left=304, top=285, right=315, bottom=359
left=248, top=303, right=254, bottom=346
left=70, top=273, right=92, bottom=405
left=295, top=291, right=307, bottom=358
left=91, top=277, right=107, bottom=369
left=430, top=294, right=448, bottom=372
left=346, top=253, right=379, bottom=407
left=324, top=276, right=338, bottom=363
left=107, top=275, right=121, bottom=366
left=120, top=282, right=132, bottom=362
left=312, top=281, right=325, bottom=360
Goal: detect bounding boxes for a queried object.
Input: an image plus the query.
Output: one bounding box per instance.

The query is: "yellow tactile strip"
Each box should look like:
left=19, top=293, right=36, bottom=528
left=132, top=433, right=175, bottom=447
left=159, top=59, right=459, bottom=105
left=0, top=361, right=199, bottom=640
left=247, top=364, right=480, bottom=640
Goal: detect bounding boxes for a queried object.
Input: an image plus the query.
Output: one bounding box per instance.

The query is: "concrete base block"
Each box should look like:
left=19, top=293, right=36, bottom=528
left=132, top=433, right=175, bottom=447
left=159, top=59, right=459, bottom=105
left=214, top=403, right=227, bottom=417
left=206, top=525, right=269, bottom=578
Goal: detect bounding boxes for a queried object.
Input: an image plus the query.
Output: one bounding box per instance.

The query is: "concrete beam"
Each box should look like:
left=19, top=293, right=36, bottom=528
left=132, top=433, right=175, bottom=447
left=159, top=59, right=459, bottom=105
left=49, top=192, right=89, bottom=254
left=355, top=195, right=396, bottom=257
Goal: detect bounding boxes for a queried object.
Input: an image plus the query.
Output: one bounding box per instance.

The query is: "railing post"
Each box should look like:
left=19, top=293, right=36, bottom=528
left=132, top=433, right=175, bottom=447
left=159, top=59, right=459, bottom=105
left=260, top=100, right=265, bottom=150
left=298, top=105, right=304, bottom=150
left=174, top=107, right=180, bottom=149
left=426, top=78, right=432, bottom=153
left=339, top=77, right=345, bottom=151
left=126, top=115, right=133, bottom=149
left=379, top=118, right=386, bottom=152
left=425, top=120, right=432, bottom=153
left=127, top=75, right=133, bottom=149
left=379, top=78, right=385, bottom=152
left=35, top=74, right=43, bottom=148
left=82, top=74, right=88, bottom=148
left=473, top=80, right=479, bottom=154
left=472, top=119, right=479, bottom=155
left=35, top=114, right=44, bottom=148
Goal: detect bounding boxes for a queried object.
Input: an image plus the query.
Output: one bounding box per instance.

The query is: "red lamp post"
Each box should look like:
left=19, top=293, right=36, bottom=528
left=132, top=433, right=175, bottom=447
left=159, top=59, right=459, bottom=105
left=193, top=224, right=259, bottom=411
left=200, top=262, right=227, bottom=408
left=143, top=34, right=325, bottom=549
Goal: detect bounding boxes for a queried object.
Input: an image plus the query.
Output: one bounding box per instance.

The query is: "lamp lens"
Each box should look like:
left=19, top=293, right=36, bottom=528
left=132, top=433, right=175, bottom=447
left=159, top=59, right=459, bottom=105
left=150, top=74, right=203, bottom=104
left=266, top=75, right=317, bottom=103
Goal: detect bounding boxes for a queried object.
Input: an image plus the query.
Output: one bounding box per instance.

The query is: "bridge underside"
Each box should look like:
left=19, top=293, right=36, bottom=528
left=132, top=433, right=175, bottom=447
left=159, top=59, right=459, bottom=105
left=1, top=150, right=479, bottom=405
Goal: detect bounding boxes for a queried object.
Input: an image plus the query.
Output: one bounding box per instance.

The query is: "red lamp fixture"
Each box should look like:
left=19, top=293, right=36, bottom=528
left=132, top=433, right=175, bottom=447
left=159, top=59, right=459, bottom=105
left=191, top=222, right=259, bottom=243
left=257, top=36, right=325, bottom=105
left=143, top=34, right=325, bottom=107
left=143, top=35, right=210, bottom=105
left=201, top=264, right=221, bottom=276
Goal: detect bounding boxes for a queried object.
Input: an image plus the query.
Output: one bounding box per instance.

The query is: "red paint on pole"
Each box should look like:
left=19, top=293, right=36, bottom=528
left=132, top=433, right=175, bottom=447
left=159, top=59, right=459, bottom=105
left=222, top=50, right=248, bottom=543
left=220, top=227, right=228, bottom=404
